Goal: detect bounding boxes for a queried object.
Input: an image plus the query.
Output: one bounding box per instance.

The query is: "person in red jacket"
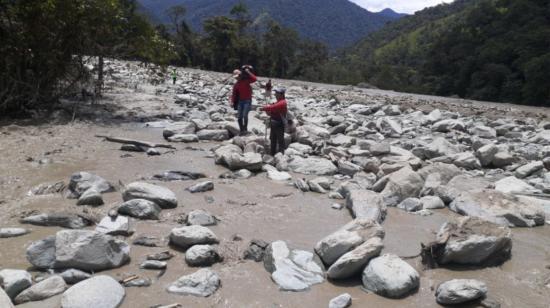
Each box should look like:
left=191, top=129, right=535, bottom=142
left=262, top=87, right=288, bottom=156
left=230, top=65, right=257, bottom=135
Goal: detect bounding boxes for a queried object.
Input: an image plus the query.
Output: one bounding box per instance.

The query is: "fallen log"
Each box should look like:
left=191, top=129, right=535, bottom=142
left=95, top=135, right=176, bottom=149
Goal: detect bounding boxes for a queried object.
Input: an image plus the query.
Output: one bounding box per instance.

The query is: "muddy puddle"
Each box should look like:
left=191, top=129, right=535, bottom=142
left=1, top=122, right=550, bottom=308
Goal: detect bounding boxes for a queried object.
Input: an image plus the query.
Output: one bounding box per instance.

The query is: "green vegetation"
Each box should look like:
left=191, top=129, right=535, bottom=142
left=0, top=0, right=174, bottom=115
left=332, top=0, right=550, bottom=106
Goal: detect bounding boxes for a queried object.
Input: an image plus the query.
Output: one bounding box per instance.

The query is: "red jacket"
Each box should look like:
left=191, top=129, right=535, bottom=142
left=262, top=99, right=287, bottom=121
left=230, top=73, right=257, bottom=106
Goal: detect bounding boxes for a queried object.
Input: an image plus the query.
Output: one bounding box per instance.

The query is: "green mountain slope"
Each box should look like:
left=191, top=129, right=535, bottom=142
left=344, top=0, right=550, bottom=106
left=137, top=0, right=403, bottom=49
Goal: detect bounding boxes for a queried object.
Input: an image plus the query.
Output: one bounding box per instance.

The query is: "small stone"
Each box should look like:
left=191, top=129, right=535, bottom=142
left=329, top=293, right=352, bottom=308
left=0, top=228, right=29, bottom=238
left=118, top=199, right=161, bottom=220
left=140, top=260, right=167, bottom=270
left=147, top=148, right=161, bottom=156
left=186, top=209, right=217, bottom=226
left=146, top=251, right=175, bottom=261
left=187, top=181, right=214, bottom=193
left=123, top=277, right=151, bottom=287
left=185, top=245, right=222, bottom=267
left=58, top=269, right=92, bottom=284
left=133, top=235, right=161, bottom=247
left=76, top=188, right=104, bottom=206
left=332, top=203, right=343, bottom=210
left=243, top=239, right=269, bottom=262
left=95, top=215, right=134, bottom=236
left=397, top=198, right=423, bottom=212
left=436, top=279, right=488, bottom=305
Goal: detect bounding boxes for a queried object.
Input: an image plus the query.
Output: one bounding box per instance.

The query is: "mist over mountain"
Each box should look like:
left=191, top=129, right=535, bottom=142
left=137, top=0, right=404, bottom=48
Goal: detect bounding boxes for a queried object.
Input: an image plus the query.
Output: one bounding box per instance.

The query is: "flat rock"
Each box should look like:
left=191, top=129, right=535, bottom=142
left=494, top=176, right=538, bottom=194
left=185, top=245, right=222, bottom=267
left=362, top=254, right=419, bottom=298
left=122, top=182, right=177, bottom=209
left=286, top=156, right=338, bottom=175
left=449, top=189, right=545, bottom=227
left=20, top=213, right=92, bottom=229
left=315, top=218, right=384, bottom=266
left=263, top=241, right=324, bottom=292
left=0, top=227, right=29, bottom=238
left=327, top=237, right=383, bottom=279
left=169, top=225, right=219, bottom=249
left=149, top=171, right=206, bottom=181
left=0, top=269, right=32, bottom=299
left=14, top=275, right=67, bottom=304
left=167, top=269, right=220, bottom=297
left=118, top=199, right=161, bottom=220
left=436, top=279, right=488, bottom=305
left=61, top=275, right=125, bottom=308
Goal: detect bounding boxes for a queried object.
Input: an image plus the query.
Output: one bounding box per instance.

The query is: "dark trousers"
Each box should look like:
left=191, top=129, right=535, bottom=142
left=270, top=120, right=286, bottom=156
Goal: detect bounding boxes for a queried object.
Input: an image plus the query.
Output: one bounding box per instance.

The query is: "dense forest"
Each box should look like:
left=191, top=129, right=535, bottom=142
left=1, top=0, right=549, bottom=116
left=334, top=0, right=550, bottom=106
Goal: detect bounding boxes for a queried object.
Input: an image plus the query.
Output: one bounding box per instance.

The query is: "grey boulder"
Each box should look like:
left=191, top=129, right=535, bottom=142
left=61, top=275, right=125, bottom=308
left=362, top=254, right=419, bottom=298
left=436, top=279, right=488, bottom=305
left=67, top=172, right=114, bottom=199
left=185, top=245, right=222, bottom=267
left=167, top=269, right=220, bottom=297
left=0, top=269, right=32, bottom=299
left=169, top=225, right=219, bottom=249
left=186, top=209, right=217, bottom=226
left=122, top=182, right=177, bottom=209
left=315, top=218, right=384, bottom=266
left=449, top=190, right=545, bottom=227
left=117, top=199, right=161, bottom=220
left=327, top=237, right=383, bottom=279
left=14, top=275, right=67, bottom=304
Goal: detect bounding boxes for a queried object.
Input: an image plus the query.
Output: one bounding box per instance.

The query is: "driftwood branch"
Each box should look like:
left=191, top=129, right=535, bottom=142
left=95, top=135, right=176, bottom=149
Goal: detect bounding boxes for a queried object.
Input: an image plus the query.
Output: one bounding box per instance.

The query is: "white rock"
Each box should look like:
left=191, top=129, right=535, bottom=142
left=362, top=254, right=419, bottom=298
left=167, top=269, right=220, bottom=297
left=61, top=275, right=125, bottom=308
left=436, top=279, right=488, bottom=305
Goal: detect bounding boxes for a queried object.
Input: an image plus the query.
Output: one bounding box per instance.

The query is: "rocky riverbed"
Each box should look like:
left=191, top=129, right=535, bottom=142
left=1, top=59, right=550, bottom=308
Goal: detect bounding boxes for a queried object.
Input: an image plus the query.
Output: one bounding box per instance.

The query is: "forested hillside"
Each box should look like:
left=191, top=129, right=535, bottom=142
left=335, top=0, right=550, bottom=106
left=138, top=0, right=402, bottom=49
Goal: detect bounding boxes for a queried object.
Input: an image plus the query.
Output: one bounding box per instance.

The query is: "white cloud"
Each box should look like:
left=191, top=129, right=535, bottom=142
left=350, top=0, right=455, bottom=14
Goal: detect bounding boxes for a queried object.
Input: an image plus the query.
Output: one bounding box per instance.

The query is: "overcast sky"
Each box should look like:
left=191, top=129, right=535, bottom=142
left=349, top=0, right=454, bottom=14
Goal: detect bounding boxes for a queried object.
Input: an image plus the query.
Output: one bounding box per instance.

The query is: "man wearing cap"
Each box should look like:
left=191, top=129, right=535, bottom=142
left=230, top=65, right=257, bottom=135
left=262, top=87, right=288, bottom=156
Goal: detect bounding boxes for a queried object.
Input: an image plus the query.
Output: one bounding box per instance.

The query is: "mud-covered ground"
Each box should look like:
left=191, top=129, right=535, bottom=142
left=1, top=61, right=550, bottom=307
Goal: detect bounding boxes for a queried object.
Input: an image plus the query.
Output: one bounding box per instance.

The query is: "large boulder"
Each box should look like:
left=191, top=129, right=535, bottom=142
left=67, top=172, right=114, bottom=199
left=0, top=269, right=32, bottom=300
left=345, top=189, right=387, bottom=223
left=436, top=279, right=488, bottom=305
left=117, top=199, right=161, bottom=220
left=169, top=225, right=219, bottom=249
left=315, top=218, right=384, bottom=267
left=122, top=182, right=177, bottom=209
left=263, top=241, right=324, bottom=292
left=26, top=230, right=130, bottom=271
left=286, top=156, right=338, bottom=175
left=449, top=190, right=545, bottom=227
left=362, top=254, right=419, bottom=298
left=327, top=237, right=383, bottom=280
left=223, top=152, right=263, bottom=171
left=14, top=275, right=67, bottom=304
left=61, top=275, right=125, bottom=308
left=167, top=269, right=220, bottom=297
left=432, top=217, right=512, bottom=265
left=381, top=167, right=424, bottom=206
